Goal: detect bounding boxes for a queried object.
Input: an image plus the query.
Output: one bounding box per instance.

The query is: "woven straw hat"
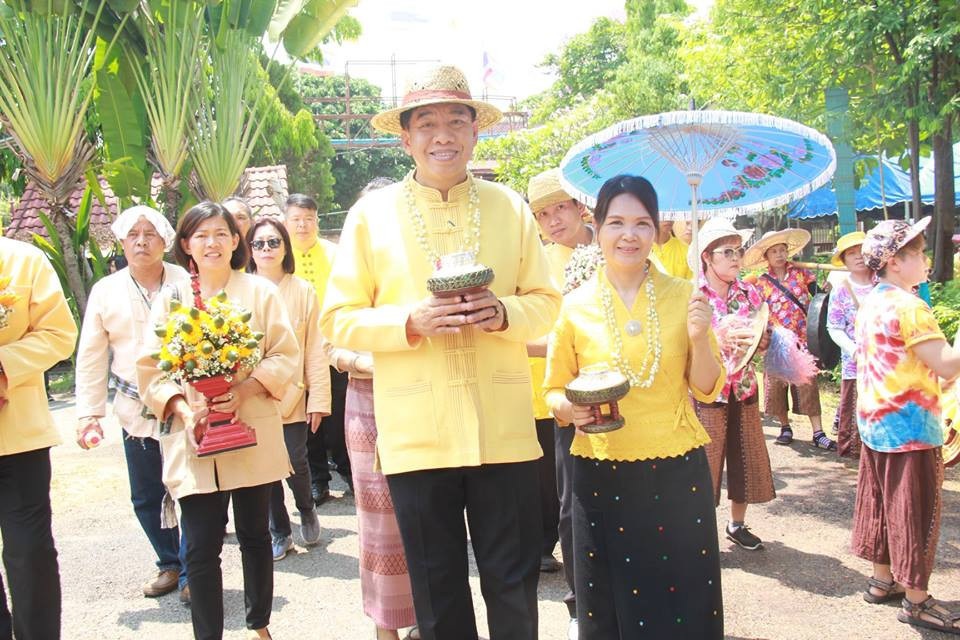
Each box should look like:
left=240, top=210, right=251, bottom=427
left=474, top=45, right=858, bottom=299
left=370, top=65, right=502, bottom=136
left=688, top=217, right=754, bottom=274
left=742, top=228, right=811, bottom=269
left=830, top=231, right=866, bottom=267
left=528, top=168, right=576, bottom=214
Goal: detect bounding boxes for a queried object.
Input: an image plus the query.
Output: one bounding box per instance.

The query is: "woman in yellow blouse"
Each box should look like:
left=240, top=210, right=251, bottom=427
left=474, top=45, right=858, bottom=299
left=545, top=175, right=726, bottom=639
left=138, top=202, right=299, bottom=640
left=247, top=218, right=331, bottom=561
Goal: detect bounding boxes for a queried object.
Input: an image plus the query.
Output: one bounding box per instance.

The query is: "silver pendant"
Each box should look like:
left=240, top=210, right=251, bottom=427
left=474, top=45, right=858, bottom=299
left=624, top=320, right=643, bottom=337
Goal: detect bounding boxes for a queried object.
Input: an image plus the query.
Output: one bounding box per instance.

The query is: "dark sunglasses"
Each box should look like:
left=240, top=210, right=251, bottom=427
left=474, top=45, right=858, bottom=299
left=250, top=238, right=282, bottom=250
left=711, top=247, right=745, bottom=260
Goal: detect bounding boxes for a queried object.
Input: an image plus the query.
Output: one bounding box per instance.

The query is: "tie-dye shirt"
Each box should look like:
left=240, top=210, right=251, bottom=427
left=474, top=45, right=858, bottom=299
left=855, top=283, right=945, bottom=452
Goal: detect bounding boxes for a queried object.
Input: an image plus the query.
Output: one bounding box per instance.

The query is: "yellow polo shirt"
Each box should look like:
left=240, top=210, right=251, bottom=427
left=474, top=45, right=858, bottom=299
left=651, top=235, right=693, bottom=280
left=321, top=172, right=562, bottom=475
left=544, top=267, right=724, bottom=461
left=293, top=238, right=338, bottom=306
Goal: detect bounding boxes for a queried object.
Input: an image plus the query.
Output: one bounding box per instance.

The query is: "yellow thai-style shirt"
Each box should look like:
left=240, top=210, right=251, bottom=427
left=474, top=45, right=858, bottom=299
left=293, top=238, right=337, bottom=305
left=320, top=172, right=562, bottom=475
left=544, top=266, right=725, bottom=462
left=651, top=235, right=693, bottom=280
left=0, top=238, right=77, bottom=456
left=529, top=242, right=577, bottom=420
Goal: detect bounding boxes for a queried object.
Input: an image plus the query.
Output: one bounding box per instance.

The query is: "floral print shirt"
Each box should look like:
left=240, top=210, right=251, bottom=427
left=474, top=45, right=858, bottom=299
left=700, top=275, right=765, bottom=403
left=855, top=283, right=944, bottom=452
left=750, top=265, right=816, bottom=341
left=826, top=278, right=875, bottom=380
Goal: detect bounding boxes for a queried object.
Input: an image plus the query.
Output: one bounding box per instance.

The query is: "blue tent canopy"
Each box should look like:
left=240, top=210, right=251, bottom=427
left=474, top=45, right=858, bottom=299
left=788, top=156, right=912, bottom=219
left=789, top=145, right=960, bottom=219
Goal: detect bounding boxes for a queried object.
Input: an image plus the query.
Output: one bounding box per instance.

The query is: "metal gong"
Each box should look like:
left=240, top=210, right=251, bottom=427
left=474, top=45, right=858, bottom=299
left=805, top=292, right=840, bottom=370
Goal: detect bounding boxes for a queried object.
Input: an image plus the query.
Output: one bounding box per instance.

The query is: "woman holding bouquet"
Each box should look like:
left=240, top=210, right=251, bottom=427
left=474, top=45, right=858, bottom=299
left=137, top=201, right=298, bottom=640
left=544, top=175, right=726, bottom=638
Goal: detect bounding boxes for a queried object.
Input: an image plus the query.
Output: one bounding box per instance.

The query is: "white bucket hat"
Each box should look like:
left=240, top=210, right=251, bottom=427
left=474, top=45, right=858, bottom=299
left=688, top=218, right=755, bottom=274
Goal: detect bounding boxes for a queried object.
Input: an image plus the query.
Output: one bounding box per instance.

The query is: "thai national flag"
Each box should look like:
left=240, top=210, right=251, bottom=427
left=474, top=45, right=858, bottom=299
left=482, top=52, right=496, bottom=88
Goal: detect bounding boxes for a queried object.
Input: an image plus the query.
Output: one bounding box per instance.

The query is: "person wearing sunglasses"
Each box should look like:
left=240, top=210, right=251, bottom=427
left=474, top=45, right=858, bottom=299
left=691, top=218, right=776, bottom=552
left=246, top=218, right=331, bottom=562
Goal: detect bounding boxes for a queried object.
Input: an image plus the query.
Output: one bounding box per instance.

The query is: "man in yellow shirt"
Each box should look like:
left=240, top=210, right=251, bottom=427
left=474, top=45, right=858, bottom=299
left=0, top=236, right=78, bottom=638
left=526, top=167, right=592, bottom=638
left=283, top=194, right=352, bottom=505
left=651, top=219, right=694, bottom=279
left=322, top=65, right=561, bottom=640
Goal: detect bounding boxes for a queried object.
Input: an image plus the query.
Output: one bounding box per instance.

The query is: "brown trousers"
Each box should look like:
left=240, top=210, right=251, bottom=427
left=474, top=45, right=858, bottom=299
left=851, top=447, right=943, bottom=590
left=836, top=379, right=861, bottom=459
left=764, top=373, right=821, bottom=424
left=695, top=394, right=776, bottom=506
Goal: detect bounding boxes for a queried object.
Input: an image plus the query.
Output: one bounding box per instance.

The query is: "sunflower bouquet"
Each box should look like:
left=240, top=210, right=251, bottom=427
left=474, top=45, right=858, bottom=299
left=0, top=261, right=21, bottom=330
left=152, top=291, right=262, bottom=385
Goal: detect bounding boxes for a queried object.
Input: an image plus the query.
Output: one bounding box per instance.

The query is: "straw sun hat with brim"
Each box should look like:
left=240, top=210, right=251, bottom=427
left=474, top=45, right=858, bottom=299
left=687, top=217, right=755, bottom=275
left=742, top=228, right=811, bottom=269
left=370, top=65, right=503, bottom=136
left=527, top=168, right=577, bottom=215
left=830, top=231, right=866, bottom=267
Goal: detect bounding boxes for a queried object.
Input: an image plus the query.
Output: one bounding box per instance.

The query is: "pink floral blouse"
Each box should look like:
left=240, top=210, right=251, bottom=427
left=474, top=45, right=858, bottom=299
left=700, top=275, right=766, bottom=403
left=751, top=265, right=816, bottom=341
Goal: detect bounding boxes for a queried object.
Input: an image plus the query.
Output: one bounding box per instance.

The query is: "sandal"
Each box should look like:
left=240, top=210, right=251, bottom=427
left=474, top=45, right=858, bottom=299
left=863, top=576, right=905, bottom=604
left=813, top=431, right=837, bottom=451
left=775, top=426, right=793, bottom=445
left=404, top=626, right=420, bottom=640
left=897, top=596, right=960, bottom=635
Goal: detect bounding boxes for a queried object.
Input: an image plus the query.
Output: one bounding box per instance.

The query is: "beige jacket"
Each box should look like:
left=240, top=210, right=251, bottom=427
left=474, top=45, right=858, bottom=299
left=136, top=271, right=299, bottom=499
left=275, top=274, right=331, bottom=423
left=75, top=263, right=189, bottom=437
left=0, top=238, right=78, bottom=455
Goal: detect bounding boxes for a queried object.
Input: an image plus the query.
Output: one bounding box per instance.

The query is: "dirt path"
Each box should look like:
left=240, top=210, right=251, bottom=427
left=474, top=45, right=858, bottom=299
left=30, top=394, right=960, bottom=639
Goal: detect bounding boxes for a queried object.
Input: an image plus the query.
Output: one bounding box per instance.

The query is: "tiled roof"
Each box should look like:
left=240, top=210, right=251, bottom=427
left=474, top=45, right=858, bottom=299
left=4, top=175, right=119, bottom=248
left=5, top=165, right=290, bottom=244
left=238, top=165, right=288, bottom=219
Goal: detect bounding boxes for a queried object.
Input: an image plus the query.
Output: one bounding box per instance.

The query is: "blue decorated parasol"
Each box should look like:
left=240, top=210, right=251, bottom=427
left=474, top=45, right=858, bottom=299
left=559, top=110, right=837, bottom=277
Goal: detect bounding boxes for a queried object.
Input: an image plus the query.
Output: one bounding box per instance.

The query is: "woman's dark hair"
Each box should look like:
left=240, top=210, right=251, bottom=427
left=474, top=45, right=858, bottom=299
left=246, top=217, right=295, bottom=275
left=593, top=174, right=659, bottom=232
left=174, top=201, right=249, bottom=271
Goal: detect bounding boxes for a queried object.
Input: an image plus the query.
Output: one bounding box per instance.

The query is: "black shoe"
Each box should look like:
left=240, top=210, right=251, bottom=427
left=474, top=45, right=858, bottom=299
left=726, top=524, right=763, bottom=550
left=179, top=585, right=191, bottom=607
left=813, top=431, right=837, bottom=451
left=312, top=484, right=330, bottom=506
left=540, top=554, right=561, bottom=573
left=774, top=426, right=793, bottom=445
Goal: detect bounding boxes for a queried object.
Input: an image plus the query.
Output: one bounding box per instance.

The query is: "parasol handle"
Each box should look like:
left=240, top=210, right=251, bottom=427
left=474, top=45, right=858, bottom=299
left=687, top=172, right=703, bottom=282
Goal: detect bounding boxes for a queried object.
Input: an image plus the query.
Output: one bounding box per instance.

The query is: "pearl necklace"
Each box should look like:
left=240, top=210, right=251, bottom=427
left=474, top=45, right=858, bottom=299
left=600, top=270, right=662, bottom=389
left=405, top=175, right=482, bottom=269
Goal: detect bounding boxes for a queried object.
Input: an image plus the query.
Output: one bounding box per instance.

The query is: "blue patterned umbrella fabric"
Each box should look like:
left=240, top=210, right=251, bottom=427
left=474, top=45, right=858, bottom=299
left=558, top=110, right=837, bottom=277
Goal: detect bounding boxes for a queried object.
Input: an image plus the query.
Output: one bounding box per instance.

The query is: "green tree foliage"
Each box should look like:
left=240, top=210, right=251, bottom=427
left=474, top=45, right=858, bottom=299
left=298, top=73, right=412, bottom=210
left=474, top=96, right=618, bottom=196
left=682, top=0, right=958, bottom=281
left=610, top=0, right=692, bottom=118
left=530, top=17, right=627, bottom=123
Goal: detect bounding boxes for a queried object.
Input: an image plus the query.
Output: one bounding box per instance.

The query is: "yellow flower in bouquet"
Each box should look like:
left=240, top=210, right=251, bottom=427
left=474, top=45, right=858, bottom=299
left=151, top=291, right=263, bottom=384
left=0, top=261, right=21, bottom=330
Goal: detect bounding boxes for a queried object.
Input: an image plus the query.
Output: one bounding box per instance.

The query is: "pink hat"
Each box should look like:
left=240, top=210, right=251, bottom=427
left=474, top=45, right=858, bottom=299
left=861, top=217, right=931, bottom=272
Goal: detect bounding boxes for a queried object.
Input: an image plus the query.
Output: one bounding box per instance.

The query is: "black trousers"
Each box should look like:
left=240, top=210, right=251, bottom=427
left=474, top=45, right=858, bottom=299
left=386, top=461, right=542, bottom=640
left=269, top=422, right=314, bottom=539
left=535, top=419, right=560, bottom=556
left=179, top=483, right=273, bottom=640
left=555, top=423, right=577, bottom=617
left=0, top=447, right=60, bottom=640
left=307, top=367, right=352, bottom=487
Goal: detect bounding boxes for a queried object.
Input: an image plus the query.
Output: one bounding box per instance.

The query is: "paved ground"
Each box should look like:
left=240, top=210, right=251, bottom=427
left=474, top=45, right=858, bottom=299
left=10, top=390, right=959, bottom=639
